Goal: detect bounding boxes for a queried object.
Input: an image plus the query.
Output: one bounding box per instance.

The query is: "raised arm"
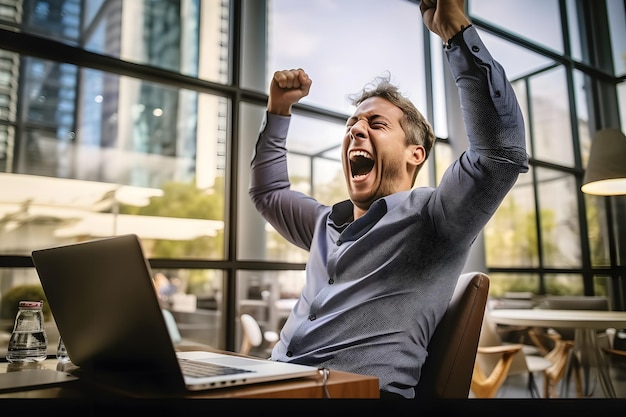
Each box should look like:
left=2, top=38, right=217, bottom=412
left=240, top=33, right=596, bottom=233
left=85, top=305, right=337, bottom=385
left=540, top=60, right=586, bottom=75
left=249, top=68, right=323, bottom=251
left=420, top=0, right=529, bottom=241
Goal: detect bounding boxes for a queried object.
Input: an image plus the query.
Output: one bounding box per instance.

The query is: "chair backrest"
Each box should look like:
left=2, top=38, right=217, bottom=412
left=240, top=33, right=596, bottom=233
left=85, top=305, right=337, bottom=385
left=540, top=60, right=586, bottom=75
left=162, top=308, right=182, bottom=345
left=476, top=304, right=529, bottom=375
left=545, top=295, right=609, bottom=311
left=414, top=272, right=490, bottom=399
left=239, top=313, right=263, bottom=355
left=545, top=295, right=609, bottom=340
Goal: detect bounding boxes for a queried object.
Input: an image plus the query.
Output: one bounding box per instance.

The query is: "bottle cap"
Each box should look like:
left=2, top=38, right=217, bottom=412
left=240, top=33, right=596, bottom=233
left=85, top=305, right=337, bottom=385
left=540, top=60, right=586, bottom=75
left=18, top=300, right=43, bottom=308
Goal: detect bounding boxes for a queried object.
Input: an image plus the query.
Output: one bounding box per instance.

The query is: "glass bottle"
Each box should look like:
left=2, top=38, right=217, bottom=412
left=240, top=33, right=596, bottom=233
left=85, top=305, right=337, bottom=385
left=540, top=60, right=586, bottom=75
left=56, top=336, right=70, bottom=362
left=6, top=300, right=48, bottom=362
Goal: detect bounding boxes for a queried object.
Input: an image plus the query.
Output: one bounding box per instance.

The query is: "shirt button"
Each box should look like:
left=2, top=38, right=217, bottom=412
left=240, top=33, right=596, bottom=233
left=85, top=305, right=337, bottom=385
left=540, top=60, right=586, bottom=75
left=494, top=91, right=501, bottom=98
left=328, top=278, right=334, bottom=285
left=336, top=240, right=342, bottom=246
left=308, top=313, right=316, bottom=321
left=472, top=45, right=480, bottom=52
left=286, top=351, right=293, bottom=357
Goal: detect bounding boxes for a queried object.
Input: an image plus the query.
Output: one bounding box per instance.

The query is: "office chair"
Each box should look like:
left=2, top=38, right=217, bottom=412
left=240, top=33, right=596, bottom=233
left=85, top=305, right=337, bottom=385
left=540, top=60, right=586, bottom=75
left=239, top=313, right=279, bottom=357
left=414, top=272, right=490, bottom=399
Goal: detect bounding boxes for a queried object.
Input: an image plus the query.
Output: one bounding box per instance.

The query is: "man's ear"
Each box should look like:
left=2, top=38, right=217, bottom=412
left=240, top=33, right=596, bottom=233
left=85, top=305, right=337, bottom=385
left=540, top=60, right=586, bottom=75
left=407, top=144, right=426, bottom=168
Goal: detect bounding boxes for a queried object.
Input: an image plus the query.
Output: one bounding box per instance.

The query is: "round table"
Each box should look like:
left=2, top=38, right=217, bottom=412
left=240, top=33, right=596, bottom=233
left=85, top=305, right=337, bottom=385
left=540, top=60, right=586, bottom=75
left=490, top=309, right=626, bottom=398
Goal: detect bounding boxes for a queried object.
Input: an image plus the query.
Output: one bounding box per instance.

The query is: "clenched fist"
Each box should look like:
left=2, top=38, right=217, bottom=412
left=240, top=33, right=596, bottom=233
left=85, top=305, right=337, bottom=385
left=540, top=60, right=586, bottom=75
left=268, top=68, right=312, bottom=116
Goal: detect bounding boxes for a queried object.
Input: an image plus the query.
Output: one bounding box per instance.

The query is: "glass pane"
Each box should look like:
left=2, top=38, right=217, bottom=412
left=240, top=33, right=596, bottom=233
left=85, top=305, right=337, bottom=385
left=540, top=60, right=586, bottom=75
left=529, top=66, right=575, bottom=167
left=0, top=125, right=14, bottom=173
left=285, top=113, right=346, bottom=158
left=469, top=0, right=563, bottom=55
left=614, top=196, right=626, bottom=267
left=20, top=57, right=77, bottom=136
left=433, top=142, right=452, bottom=186
left=153, top=268, right=224, bottom=349
left=236, top=270, right=305, bottom=355
left=607, top=0, right=626, bottom=77
left=0, top=266, right=224, bottom=355
left=544, top=273, right=584, bottom=295
left=536, top=168, right=581, bottom=268
left=478, top=30, right=556, bottom=81
left=566, top=0, right=583, bottom=64
left=0, top=50, right=18, bottom=123
left=574, top=71, right=591, bottom=167
left=265, top=0, right=427, bottom=115
left=6, top=0, right=229, bottom=83
left=21, top=0, right=81, bottom=41
left=0, top=57, right=227, bottom=258
left=430, top=35, right=447, bottom=139
left=313, top=157, right=347, bottom=207
left=488, top=272, right=540, bottom=298
left=594, top=274, right=611, bottom=298
left=511, top=79, right=531, bottom=153
left=594, top=275, right=623, bottom=311
left=585, top=194, right=610, bottom=267
left=485, top=167, right=538, bottom=268
left=617, top=82, right=626, bottom=130
left=287, top=154, right=311, bottom=195
left=415, top=156, right=432, bottom=189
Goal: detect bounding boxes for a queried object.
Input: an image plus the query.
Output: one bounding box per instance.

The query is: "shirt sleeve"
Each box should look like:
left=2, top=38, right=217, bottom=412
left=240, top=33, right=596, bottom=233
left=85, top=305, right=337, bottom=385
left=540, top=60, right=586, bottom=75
left=447, top=25, right=529, bottom=166
left=426, top=25, right=529, bottom=242
left=248, top=112, right=325, bottom=251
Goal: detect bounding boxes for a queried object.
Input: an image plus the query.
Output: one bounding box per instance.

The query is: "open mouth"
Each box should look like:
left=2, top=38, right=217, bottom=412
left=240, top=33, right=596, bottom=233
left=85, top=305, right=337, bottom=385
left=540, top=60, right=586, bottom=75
left=349, top=150, right=374, bottom=178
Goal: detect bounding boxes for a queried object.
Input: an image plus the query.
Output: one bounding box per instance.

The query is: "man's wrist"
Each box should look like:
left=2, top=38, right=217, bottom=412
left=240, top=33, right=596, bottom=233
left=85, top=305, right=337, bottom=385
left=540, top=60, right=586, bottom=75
left=443, top=24, right=472, bottom=49
left=267, top=101, right=292, bottom=116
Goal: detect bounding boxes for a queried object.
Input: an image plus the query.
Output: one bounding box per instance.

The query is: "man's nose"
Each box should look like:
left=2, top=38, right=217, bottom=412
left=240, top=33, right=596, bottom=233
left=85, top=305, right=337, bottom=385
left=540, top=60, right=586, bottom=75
left=349, top=120, right=368, bottom=140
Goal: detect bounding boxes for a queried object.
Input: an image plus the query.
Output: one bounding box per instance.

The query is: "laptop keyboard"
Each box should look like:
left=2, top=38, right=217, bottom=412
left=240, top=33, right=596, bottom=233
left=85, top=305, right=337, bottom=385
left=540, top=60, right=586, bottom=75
left=178, top=358, right=254, bottom=378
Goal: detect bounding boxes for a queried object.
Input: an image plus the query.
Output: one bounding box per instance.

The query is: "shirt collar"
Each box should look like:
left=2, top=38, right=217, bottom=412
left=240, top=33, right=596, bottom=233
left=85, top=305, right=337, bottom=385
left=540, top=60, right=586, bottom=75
left=328, top=190, right=412, bottom=232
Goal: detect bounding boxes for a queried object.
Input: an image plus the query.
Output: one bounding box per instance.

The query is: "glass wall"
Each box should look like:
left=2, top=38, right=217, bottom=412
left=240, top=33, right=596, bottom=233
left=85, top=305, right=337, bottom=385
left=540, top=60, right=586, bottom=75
left=0, top=0, right=624, bottom=356
left=471, top=0, right=626, bottom=306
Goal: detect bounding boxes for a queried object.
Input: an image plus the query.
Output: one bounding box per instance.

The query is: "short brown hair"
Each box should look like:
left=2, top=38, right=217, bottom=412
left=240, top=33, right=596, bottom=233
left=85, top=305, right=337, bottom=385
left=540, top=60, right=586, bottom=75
left=349, top=75, right=435, bottom=181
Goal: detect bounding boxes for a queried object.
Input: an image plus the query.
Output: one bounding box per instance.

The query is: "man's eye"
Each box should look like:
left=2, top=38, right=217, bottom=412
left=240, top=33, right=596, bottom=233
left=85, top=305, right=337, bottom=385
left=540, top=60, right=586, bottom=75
left=371, top=122, right=387, bottom=128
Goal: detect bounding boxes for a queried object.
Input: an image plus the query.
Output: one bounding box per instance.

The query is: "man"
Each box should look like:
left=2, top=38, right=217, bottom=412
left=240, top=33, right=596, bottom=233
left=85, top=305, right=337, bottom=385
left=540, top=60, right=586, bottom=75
left=248, top=0, right=528, bottom=399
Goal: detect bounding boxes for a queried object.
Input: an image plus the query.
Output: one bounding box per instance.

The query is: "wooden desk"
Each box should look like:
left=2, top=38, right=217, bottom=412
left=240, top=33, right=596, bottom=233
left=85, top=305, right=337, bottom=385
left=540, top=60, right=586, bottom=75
left=0, top=357, right=379, bottom=399
left=490, top=308, right=626, bottom=398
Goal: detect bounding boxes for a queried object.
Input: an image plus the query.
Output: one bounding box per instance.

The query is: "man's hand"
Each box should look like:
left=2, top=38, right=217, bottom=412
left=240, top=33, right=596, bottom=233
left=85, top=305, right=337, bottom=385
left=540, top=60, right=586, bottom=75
left=268, top=68, right=312, bottom=116
left=420, top=0, right=470, bottom=43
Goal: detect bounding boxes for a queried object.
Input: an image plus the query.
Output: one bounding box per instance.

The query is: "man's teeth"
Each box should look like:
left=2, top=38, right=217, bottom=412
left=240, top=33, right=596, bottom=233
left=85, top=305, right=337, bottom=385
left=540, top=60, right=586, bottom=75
left=349, top=150, right=372, bottom=159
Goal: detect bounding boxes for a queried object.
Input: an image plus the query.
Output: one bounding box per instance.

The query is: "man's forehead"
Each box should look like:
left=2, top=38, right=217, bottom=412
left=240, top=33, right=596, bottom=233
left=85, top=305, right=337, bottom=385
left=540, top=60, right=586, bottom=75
left=349, top=97, right=402, bottom=120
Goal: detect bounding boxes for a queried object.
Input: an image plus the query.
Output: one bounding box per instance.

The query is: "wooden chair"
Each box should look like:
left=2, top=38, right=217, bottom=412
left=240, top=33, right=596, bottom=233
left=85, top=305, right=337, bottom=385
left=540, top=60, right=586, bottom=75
left=544, top=295, right=609, bottom=397
left=527, top=327, right=580, bottom=397
left=414, top=272, right=490, bottom=399
left=471, top=309, right=554, bottom=398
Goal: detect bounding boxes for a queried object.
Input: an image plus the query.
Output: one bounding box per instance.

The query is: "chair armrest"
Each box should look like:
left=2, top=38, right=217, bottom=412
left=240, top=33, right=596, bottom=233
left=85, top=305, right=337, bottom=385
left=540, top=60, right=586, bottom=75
left=603, top=348, right=626, bottom=357
left=476, top=344, right=523, bottom=355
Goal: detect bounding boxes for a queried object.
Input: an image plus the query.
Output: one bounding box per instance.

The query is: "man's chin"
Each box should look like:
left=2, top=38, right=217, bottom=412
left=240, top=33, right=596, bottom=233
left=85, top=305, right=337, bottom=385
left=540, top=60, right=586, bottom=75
left=349, top=191, right=377, bottom=210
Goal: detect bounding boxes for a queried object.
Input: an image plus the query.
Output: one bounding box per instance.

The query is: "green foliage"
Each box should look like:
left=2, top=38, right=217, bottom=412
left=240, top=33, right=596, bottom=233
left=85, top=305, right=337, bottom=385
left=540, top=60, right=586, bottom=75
left=0, top=284, right=52, bottom=322
left=121, top=177, right=224, bottom=221
left=119, top=177, right=225, bottom=258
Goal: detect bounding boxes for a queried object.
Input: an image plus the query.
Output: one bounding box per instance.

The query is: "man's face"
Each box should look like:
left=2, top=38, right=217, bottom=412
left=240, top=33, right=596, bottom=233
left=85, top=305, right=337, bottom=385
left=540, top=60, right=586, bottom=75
left=342, top=96, right=421, bottom=214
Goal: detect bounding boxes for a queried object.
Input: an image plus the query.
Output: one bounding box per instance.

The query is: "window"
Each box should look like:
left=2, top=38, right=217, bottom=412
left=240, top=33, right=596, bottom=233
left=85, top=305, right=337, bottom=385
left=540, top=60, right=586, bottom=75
left=0, top=1, right=624, bottom=356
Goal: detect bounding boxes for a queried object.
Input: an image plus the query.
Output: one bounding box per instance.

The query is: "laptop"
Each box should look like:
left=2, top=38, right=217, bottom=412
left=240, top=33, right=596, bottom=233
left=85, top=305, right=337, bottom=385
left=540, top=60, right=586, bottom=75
left=31, top=234, right=319, bottom=394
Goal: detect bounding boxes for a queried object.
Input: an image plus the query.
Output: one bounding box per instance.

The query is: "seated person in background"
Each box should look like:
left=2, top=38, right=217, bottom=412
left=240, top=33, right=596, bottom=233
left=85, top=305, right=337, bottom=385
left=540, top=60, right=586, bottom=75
left=248, top=0, right=528, bottom=399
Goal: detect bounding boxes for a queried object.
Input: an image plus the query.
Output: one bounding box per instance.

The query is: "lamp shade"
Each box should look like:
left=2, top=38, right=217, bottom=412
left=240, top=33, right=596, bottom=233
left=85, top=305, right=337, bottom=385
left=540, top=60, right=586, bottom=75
left=581, top=128, right=626, bottom=196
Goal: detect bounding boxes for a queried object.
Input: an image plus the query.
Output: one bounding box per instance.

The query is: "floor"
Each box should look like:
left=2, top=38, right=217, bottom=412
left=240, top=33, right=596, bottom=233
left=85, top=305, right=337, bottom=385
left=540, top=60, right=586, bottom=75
left=472, top=355, right=626, bottom=399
